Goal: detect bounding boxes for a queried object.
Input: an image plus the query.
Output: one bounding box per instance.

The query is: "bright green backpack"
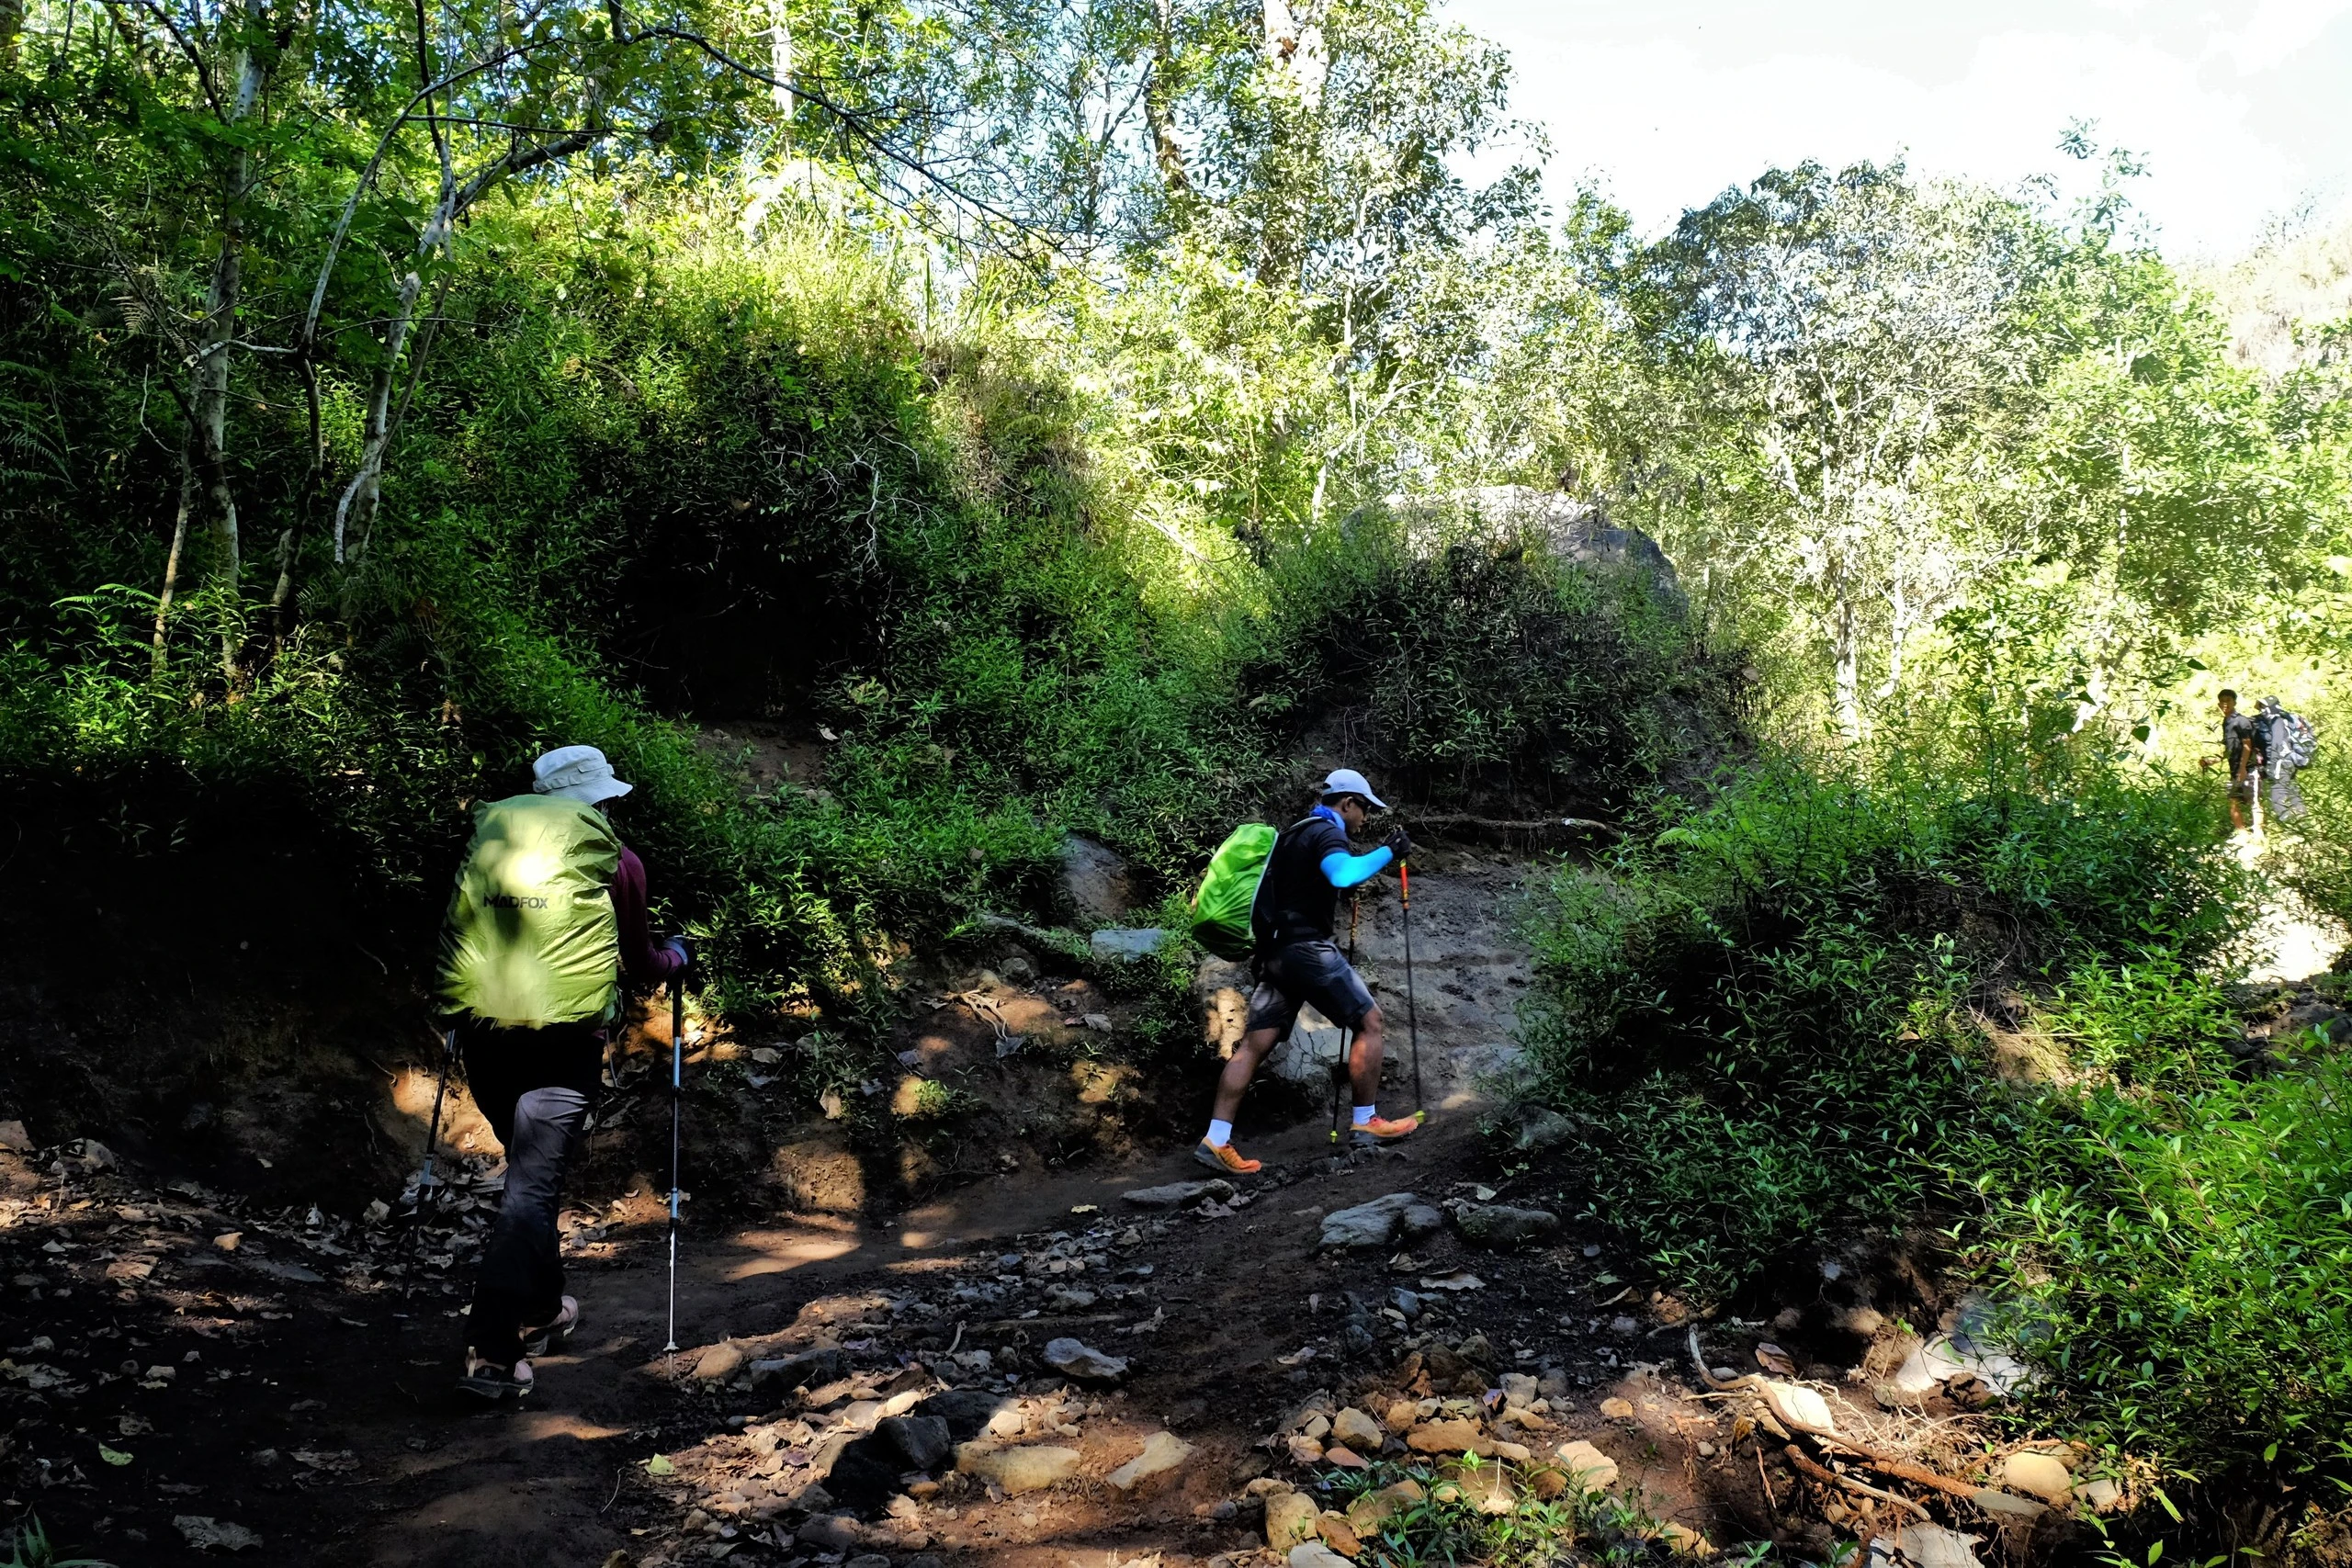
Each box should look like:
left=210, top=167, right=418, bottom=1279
left=1190, top=822, right=1277, bottom=961
left=436, top=794, right=624, bottom=1026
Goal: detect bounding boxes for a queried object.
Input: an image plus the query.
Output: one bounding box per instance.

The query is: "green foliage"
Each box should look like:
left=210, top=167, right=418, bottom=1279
left=1323, top=1456, right=1709, bottom=1568
left=1520, top=751, right=2252, bottom=1303
left=1960, top=1056, right=2352, bottom=1468
left=0, top=1515, right=112, bottom=1568
left=1241, top=502, right=1703, bottom=807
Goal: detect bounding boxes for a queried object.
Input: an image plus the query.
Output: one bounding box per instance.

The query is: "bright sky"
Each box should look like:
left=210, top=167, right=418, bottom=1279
left=1445, top=0, right=2352, bottom=262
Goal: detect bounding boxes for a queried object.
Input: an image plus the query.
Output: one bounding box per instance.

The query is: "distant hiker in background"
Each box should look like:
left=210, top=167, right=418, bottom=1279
left=436, top=745, right=689, bottom=1401
left=1197, top=768, right=1418, bottom=1175
left=2203, top=689, right=2267, bottom=834
left=2256, top=695, right=2317, bottom=822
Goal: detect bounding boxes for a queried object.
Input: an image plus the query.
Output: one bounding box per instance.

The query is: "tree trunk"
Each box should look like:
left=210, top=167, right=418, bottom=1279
left=1143, top=0, right=1188, bottom=197
left=768, top=0, right=791, bottom=118
left=151, top=446, right=196, bottom=675
left=1832, top=585, right=1864, bottom=746
left=174, top=0, right=270, bottom=677
left=0, top=0, right=24, bottom=71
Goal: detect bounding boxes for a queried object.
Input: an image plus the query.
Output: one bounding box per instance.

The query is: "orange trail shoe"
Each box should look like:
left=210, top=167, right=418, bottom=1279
left=1194, top=1139, right=1261, bottom=1175
left=1351, top=1113, right=1421, bottom=1147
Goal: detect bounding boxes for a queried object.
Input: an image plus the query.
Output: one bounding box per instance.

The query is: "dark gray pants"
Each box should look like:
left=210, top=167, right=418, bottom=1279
left=459, top=1021, right=603, bottom=1365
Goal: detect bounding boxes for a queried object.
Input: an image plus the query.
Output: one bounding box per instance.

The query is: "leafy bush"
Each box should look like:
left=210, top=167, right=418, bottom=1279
left=1519, top=751, right=2252, bottom=1301
left=1241, top=501, right=1710, bottom=810
left=1961, top=1056, right=2352, bottom=1468
left=1512, top=744, right=2352, bottom=1472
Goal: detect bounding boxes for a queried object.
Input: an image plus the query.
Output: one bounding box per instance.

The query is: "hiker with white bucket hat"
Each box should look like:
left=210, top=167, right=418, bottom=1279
left=435, top=744, right=688, bottom=1400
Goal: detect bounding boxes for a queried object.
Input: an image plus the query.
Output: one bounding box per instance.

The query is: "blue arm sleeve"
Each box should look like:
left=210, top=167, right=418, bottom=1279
left=1320, top=845, right=1394, bottom=889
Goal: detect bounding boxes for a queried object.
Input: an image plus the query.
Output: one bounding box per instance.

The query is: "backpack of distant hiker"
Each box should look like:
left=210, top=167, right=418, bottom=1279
left=1190, top=823, right=1278, bottom=961
left=2268, top=705, right=2320, bottom=772
left=436, top=794, right=624, bottom=1027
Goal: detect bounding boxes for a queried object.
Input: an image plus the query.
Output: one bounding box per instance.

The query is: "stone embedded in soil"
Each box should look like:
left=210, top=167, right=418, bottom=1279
left=1331, top=1406, right=1383, bottom=1450
left=1316, top=1510, right=1363, bottom=1555
left=748, top=1347, right=845, bottom=1392
left=1265, top=1491, right=1320, bottom=1547
left=955, top=1442, right=1081, bottom=1494
left=1291, top=1542, right=1356, bottom=1568
left=1555, top=1440, right=1619, bottom=1491
left=879, top=1415, right=953, bottom=1472
left=1042, top=1337, right=1128, bottom=1383
left=1657, top=1522, right=1713, bottom=1556
left=1880, top=1524, right=1986, bottom=1568
left=1598, top=1397, right=1634, bottom=1421
left=1124, top=1179, right=1236, bottom=1209
left=1090, top=928, right=1169, bottom=961
left=175, top=1516, right=263, bottom=1551
left=797, top=1515, right=863, bottom=1551
left=1399, top=1205, right=1447, bottom=1244
left=1453, top=1203, right=1561, bottom=1248
left=1322, top=1444, right=1368, bottom=1469
left=693, top=1342, right=746, bottom=1382
left=2001, top=1450, right=2073, bottom=1503
left=1404, top=1418, right=1493, bottom=1457
left=1385, top=1399, right=1421, bottom=1431
left=913, top=1389, right=1010, bottom=1440
left=1287, top=1435, right=1326, bottom=1465
left=1756, top=1380, right=1837, bottom=1436
left=1499, top=1373, right=1538, bottom=1410
left=1108, top=1430, right=1193, bottom=1490
left=1318, top=1192, right=1424, bottom=1250
left=1346, top=1479, right=1426, bottom=1536
left=1509, top=1108, right=1577, bottom=1153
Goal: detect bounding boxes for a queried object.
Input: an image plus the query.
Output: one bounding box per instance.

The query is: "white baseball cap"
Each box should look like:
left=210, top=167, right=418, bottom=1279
left=531, top=745, right=634, bottom=806
left=1318, top=768, right=1388, bottom=810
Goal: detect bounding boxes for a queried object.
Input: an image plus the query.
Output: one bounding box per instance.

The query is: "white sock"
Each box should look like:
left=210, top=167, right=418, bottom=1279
left=1353, top=1104, right=1375, bottom=1127
left=1206, top=1119, right=1234, bottom=1147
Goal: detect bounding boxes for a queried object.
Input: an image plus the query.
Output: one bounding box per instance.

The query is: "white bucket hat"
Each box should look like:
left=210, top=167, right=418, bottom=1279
left=531, top=745, right=633, bottom=806
left=1318, top=767, right=1388, bottom=810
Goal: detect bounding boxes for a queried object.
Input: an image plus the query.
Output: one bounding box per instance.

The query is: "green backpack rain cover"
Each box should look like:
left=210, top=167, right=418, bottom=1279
left=437, top=794, right=624, bottom=1026
left=1190, top=822, right=1277, bottom=961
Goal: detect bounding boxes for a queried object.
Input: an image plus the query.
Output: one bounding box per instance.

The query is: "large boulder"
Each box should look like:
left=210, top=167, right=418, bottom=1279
left=1060, top=837, right=1140, bottom=922
left=1387, top=485, right=1683, bottom=608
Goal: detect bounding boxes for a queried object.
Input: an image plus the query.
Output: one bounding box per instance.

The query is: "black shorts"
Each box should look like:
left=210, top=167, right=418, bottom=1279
left=1246, top=940, right=1376, bottom=1036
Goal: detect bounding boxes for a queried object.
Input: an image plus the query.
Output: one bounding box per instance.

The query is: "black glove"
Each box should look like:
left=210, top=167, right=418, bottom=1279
left=1383, top=828, right=1413, bottom=862
left=663, top=937, right=694, bottom=977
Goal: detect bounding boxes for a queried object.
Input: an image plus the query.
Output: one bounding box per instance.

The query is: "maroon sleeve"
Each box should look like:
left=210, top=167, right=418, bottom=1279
left=612, top=844, right=685, bottom=986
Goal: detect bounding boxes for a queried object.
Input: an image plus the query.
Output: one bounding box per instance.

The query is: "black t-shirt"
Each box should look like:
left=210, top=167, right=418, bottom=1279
left=1251, top=811, right=1351, bottom=948
left=2224, top=711, right=2266, bottom=772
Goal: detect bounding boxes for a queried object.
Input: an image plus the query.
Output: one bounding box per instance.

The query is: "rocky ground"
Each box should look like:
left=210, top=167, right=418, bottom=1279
left=0, top=850, right=2203, bottom=1567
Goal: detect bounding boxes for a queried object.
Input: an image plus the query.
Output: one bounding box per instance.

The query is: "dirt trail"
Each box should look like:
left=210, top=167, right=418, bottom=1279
left=0, top=850, right=1963, bottom=1565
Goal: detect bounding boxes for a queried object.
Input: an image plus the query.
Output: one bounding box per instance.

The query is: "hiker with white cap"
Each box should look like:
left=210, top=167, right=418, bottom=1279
left=1197, top=768, right=1418, bottom=1173
left=435, top=744, right=689, bottom=1400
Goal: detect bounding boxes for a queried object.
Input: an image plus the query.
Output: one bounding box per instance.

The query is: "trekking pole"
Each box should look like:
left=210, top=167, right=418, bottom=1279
left=414, top=1027, right=458, bottom=1218
left=664, top=978, right=686, bottom=1357
left=1401, top=861, right=1424, bottom=1122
